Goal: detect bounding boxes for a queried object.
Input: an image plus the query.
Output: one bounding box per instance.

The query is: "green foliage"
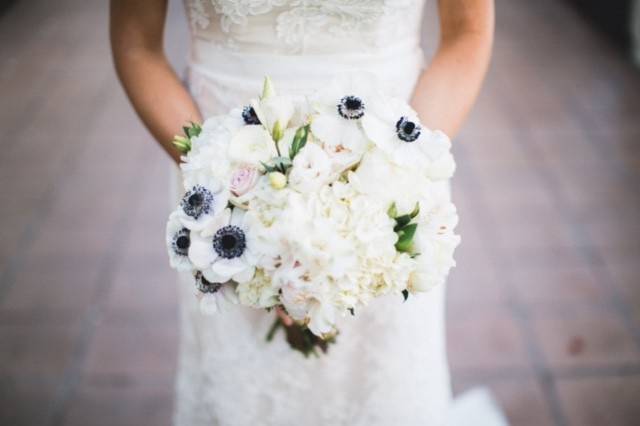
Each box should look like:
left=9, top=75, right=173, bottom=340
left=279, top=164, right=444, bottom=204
left=402, top=289, right=409, bottom=301
left=261, top=156, right=292, bottom=174
left=395, top=223, right=417, bottom=252
left=172, top=122, right=202, bottom=154
left=289, top=125, right=310, bottom=160
left=390, top=202, right=420, bottom=253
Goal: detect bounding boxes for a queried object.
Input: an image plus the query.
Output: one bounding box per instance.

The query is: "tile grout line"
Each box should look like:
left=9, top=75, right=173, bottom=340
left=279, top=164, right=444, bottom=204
left=0, top=70, right=115, bottom=303
left=46, top=143, right=163, bottom=426
left=506, top=87, right=640, bottom=351
left=453, top=141, right=569, bottom=426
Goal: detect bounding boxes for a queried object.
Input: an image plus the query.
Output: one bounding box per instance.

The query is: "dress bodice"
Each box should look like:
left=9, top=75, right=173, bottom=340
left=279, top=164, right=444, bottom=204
left=181, top=0, right=428, bottom=119
left=183, top=0, right=426, bottom=55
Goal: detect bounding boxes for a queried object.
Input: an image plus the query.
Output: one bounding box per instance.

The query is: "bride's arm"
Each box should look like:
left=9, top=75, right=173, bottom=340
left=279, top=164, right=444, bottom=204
left=411, top=0, right=494, bottom=138
left=110, top=0, right=202, bottom=164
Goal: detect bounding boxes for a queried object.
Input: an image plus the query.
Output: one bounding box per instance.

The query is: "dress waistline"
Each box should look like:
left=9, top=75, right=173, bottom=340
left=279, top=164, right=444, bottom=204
left=187, top=39, right=425, bottom=97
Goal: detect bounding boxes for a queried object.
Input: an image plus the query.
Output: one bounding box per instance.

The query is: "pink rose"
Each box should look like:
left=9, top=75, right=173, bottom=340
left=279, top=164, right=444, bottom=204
left=229, top=166, right=259, bottom=196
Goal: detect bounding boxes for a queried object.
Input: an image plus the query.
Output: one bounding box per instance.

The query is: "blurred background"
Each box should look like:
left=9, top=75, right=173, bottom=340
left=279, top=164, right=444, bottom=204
left=1, top=0, right=640, bottom=425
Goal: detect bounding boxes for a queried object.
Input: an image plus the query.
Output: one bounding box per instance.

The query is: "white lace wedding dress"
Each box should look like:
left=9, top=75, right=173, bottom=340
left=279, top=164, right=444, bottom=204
left=172, top=1, right=472, bottom=425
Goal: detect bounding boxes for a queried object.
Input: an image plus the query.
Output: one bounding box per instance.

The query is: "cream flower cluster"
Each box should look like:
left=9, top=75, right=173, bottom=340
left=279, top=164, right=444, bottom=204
left=166, top=74, right=460, bottom=336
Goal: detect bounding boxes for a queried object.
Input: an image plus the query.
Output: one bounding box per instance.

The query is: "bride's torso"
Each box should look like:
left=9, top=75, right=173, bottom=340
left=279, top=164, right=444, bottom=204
left=182, top=0, right=428, bottom=115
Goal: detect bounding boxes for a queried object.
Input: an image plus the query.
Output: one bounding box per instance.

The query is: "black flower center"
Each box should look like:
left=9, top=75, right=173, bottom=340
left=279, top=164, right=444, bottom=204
left=213, top=225, right=246, bottom=259
left=172, top=228, right=191, bottom=256
left=395, top=116, right=421, bottom=142
left=195, top=272, right=222, bottom=294
left=181, top=185, right=214, bottom=219
left=337, top=95, right=365, bottom=120
left=188, top=193, right=203, bottom=207
left=242, top=106, right=261, bottom=125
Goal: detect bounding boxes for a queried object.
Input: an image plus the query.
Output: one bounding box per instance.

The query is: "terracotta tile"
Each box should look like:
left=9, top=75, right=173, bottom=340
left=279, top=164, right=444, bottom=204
left=502, top=245, right=586, bottom=271
left=602, top=251, right=640, bottom=308
left=447, top=248, right=508, bottom=306
left=0, top=324, right=80, bottom=379
left=452, top=376, right=555, bottom=426
left=0, top=251, right=101, bottom=324
left=83, top=322, right=178, bottom=382
left=491, top=379, right=556, bottom=426
left=0, top=378, right=57, bottom=426
left=582, top=214, right=640, bottom=250
left=556, top=376, right=640, bottom=426
left=447, top=305, right=531, bottom=373
left=490, top=203, right=578, bottom=251
left=102, top=253, right=178, bottom=324
left=63, top=382, right=173, bottom=426
left=510, top=264, right=608, bottom=306
left=531, top=309, right=640, bottom=369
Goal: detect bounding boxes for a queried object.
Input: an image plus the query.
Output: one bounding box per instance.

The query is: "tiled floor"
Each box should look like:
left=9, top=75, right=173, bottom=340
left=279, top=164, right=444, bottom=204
left=1, top=0, right=639, bottom=425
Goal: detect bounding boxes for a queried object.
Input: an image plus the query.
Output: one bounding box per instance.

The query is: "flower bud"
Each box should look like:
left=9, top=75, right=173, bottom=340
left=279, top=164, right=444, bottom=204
left=268, top=171, right=287, bottom=189
left=172, top=135, right=191, bottom=153
left=261, top=76, right=276, bottom=100
left=272, top=120, right=285, bottom=142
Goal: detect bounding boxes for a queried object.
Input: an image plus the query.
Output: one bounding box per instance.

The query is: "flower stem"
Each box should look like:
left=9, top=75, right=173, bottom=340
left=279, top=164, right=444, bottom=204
left=265, top=317, right=282, bottom=342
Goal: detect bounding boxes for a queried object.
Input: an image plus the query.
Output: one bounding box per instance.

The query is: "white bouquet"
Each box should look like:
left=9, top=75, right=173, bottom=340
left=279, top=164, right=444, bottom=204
left=167, top=75, right=460, bottom=356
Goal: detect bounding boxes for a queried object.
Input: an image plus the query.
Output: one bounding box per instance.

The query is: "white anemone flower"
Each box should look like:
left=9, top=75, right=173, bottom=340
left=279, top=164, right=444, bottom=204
left=165, top=212, right=194, bottom=272
left=193, top=272, right=239, bottom=315
left=309, top=73, right=379, bottom=157
left=177, top=176, right=229, bottom=235
left=188, top=208, right=258, bottom=284
left=362, top=96, right=453, bottom=174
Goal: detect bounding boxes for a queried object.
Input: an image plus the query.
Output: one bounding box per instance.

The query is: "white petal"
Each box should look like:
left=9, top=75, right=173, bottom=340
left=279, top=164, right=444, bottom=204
left=202, top=268, right=229, bottom=284
left=211, top=258, right=247, bottom=279
left=232, top=265, right=255, bottom=283
left=228, top=126, right=277, bottom=166
left=361, top=114, right=396, bottom=151
left=188, top=232, right=217, bottom=269
left=229, top=207, right=246, bottom=227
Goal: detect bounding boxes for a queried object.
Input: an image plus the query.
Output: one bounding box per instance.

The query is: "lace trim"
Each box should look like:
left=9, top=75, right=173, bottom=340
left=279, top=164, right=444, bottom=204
left=186, top=0, right=414, bottom=51
left=187, top=0, right=211, bottom=30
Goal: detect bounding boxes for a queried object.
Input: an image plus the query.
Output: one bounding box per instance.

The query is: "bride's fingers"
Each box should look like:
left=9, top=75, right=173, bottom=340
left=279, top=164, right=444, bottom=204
left=275, top=306, right=294, bottom=326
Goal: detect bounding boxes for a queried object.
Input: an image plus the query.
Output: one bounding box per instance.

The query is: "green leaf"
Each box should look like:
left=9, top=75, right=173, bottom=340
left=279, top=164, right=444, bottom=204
left=402, top=289, right=409, bottom=301
left=394, top=214, right=412, bottom=231
left=272, top=156, right=292, bottom=169
left=184, top=122, right=202, bottom=139
left=387, top=202, right=398, bottom=218
left=172, top=135, right=191, bottom=153
left=409, top=202, right=420, bottom=219
left=289, top=125, right=309, bottom=159
left=395, top=223, right=418, bottom=252
left=260, top=161, right=279, bottom=173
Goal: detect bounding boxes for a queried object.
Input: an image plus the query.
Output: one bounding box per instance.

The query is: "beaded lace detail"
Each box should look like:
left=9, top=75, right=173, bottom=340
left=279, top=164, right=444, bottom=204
left=184, top=0, right=423, bottom=53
